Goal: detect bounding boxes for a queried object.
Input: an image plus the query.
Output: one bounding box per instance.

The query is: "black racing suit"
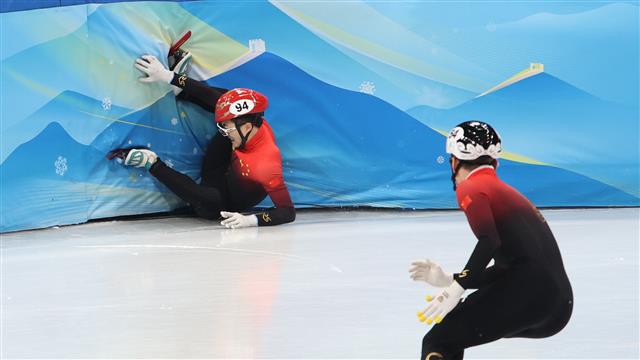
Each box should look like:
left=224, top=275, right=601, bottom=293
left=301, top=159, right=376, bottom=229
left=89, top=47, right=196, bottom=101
left=422, top=166, right=573, bottom=360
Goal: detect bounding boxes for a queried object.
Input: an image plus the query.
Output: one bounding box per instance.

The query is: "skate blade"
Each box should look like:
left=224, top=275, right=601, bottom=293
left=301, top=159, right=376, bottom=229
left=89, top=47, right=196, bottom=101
left=106, top=146, right=147, bottom=160
left=169, top=30, right=192, bottom=56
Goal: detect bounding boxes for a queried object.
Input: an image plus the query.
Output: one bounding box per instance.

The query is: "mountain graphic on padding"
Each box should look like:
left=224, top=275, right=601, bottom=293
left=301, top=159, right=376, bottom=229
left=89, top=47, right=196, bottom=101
left=498, top=161, right=638, bottom=206
left=407, top=71, right=639, bottom=196
left=1, top=91, right=131, bottom=164
left=180, top=1, right=476, bottom=110
left=3, top=52, right=637, bottom=233
left=198, top=52, right=638, bottom=207
left=476, top=63, right=545, bottom=98
left=0, top=121, right=100, bottom=231
left=0, top=120, right=186, bottom=232
left=0, top=1, right=251, bottom=164
left=0, top=121, right=103, bottom=182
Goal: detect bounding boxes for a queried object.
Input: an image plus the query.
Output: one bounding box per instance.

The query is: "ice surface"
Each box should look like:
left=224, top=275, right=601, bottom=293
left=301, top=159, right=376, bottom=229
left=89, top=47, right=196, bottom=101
left=1, top=208, right=638, bottom=358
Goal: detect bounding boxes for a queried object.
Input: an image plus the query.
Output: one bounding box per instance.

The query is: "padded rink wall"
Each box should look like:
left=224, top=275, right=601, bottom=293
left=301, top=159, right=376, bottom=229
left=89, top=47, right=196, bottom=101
left=1, top=1, right=638, bottom=232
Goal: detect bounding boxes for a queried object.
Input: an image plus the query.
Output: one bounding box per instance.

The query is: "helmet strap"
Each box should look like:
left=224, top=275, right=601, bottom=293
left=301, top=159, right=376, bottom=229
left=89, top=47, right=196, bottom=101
left=450, top=156, right=463, bottom=191
left=234, top=119, right=254, bottom=150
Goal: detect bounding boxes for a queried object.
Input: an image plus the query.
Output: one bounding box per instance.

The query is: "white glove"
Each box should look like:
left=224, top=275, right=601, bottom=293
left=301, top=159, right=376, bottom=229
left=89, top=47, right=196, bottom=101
left=220, top=211, right=258, bottom=229
left=409, top=259, right=454, bottom=287
left=417, top=281, right=465, bottom=325
left=124, top=149, right=158, bottom=170
left=134, top=55, right=173, bottom=84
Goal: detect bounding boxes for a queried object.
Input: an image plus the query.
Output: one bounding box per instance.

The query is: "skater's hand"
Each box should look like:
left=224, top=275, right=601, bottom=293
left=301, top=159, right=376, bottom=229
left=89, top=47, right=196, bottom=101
left=417, top=281, right=465, bottom=325
left=220, top=211, right=258, bottom=229
left=135, top=55, right=173, bottom=84
left=409, top=259, right=453, bottom=287
left=112, top=148, right=157, bottom=170
left=125, top=149, right=157, bottom=169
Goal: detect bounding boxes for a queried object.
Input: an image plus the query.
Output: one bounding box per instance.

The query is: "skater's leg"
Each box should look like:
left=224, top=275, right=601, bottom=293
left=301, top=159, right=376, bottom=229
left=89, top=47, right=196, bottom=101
left=421, top=303, right=473, bottom=360
left=150, top=160, right=228, bottom=219
left=507, top=294, right=573, bottom=339
left=420, top=267, right=560, bottom=359
left=200, top=134, right=232, bottom=187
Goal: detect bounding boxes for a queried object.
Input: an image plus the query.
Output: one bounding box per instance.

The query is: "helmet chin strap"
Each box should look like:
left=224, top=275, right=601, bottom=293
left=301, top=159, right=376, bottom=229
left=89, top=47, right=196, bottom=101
left=233, top=119, right=255, bottom=150
left=450, top=156, right=463, bottom=191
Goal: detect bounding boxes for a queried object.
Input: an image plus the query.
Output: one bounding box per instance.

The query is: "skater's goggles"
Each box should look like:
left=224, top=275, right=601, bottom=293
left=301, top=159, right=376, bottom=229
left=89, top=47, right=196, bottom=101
left=216, top=122, right=237, bottom=137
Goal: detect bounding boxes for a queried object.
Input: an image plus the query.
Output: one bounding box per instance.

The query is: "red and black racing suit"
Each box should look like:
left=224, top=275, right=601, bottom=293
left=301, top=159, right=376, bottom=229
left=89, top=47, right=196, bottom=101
left=422, top=166, right=573, bottom=360
left=149, top=74, right=295, bottom=226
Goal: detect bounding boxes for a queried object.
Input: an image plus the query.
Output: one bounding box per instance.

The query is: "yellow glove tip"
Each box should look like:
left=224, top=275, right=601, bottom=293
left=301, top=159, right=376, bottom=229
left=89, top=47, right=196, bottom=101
left=426, top=318, right=433, bottom=325
left=426, top=295, right=434, bottom=302
left=435, top=316, right=443, bottom=324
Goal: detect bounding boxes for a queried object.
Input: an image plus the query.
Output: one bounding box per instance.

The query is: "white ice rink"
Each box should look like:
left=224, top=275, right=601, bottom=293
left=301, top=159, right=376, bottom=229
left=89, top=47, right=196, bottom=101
left=1, top=208, right=638, bottom=359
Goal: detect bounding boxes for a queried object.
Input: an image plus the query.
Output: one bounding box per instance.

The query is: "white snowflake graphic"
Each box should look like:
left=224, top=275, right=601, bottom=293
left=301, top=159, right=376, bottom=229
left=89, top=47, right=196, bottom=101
left=165, top=159, right=174, bottom=168
left=359, top=81, right=376, bottom=95
left=102, top=97, right=112, bottom=111
left=437, top=155, right=445, bottom=164
left=193, top=147, right=198, bottom=154
left=170, top=117, right=178, bottom=126
left=55, top=156, right=68, bottom=176
left=147, top=143, right=152, bottom=148
left=128, top=140, right=132, bottom=145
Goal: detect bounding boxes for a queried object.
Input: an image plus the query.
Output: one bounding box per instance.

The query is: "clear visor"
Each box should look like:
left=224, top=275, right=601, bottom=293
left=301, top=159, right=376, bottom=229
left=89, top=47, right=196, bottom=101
left=216, top=122, right=237, bottom=137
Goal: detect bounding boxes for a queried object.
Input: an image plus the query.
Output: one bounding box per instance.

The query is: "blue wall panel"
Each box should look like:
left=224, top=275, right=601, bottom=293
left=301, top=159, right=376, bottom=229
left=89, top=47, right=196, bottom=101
left=1, top=1, right=638, bottom=231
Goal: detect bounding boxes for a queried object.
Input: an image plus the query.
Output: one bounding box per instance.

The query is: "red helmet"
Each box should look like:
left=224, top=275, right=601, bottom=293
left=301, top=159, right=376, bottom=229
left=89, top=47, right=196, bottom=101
left=215, top=88, right=268, bottom=123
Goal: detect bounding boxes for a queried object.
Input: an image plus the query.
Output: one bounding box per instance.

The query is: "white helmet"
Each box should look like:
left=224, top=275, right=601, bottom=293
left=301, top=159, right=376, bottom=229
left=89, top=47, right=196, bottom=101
left=446, top=121, right=502, bottom=160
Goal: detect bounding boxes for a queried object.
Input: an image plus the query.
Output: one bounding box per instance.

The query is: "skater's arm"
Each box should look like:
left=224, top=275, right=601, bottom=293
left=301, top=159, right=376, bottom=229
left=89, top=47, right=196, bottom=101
left=170, top=74, right=228, bottom=113
left=222, top=190, right=294, bottom=228
left=454, top=188, right=501, bottom=289
left=474, top=264, right=508, bottom=288
left=255, top=172, right=295, bottom=226
left=256, top=188, right=295, bottom=226
left=255, top=206, right=296, bottom=226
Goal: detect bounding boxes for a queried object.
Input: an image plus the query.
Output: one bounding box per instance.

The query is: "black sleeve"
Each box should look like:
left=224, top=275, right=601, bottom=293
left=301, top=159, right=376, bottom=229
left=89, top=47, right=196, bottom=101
left=254, top=170, right=296, bottom=227
left=462, top=264, right=508, bottom=290
left=453, top=192, right=501, bottom=289
left=255, top=206, right=296, bottom=227
left=170, top=73, right=228, bottom=113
